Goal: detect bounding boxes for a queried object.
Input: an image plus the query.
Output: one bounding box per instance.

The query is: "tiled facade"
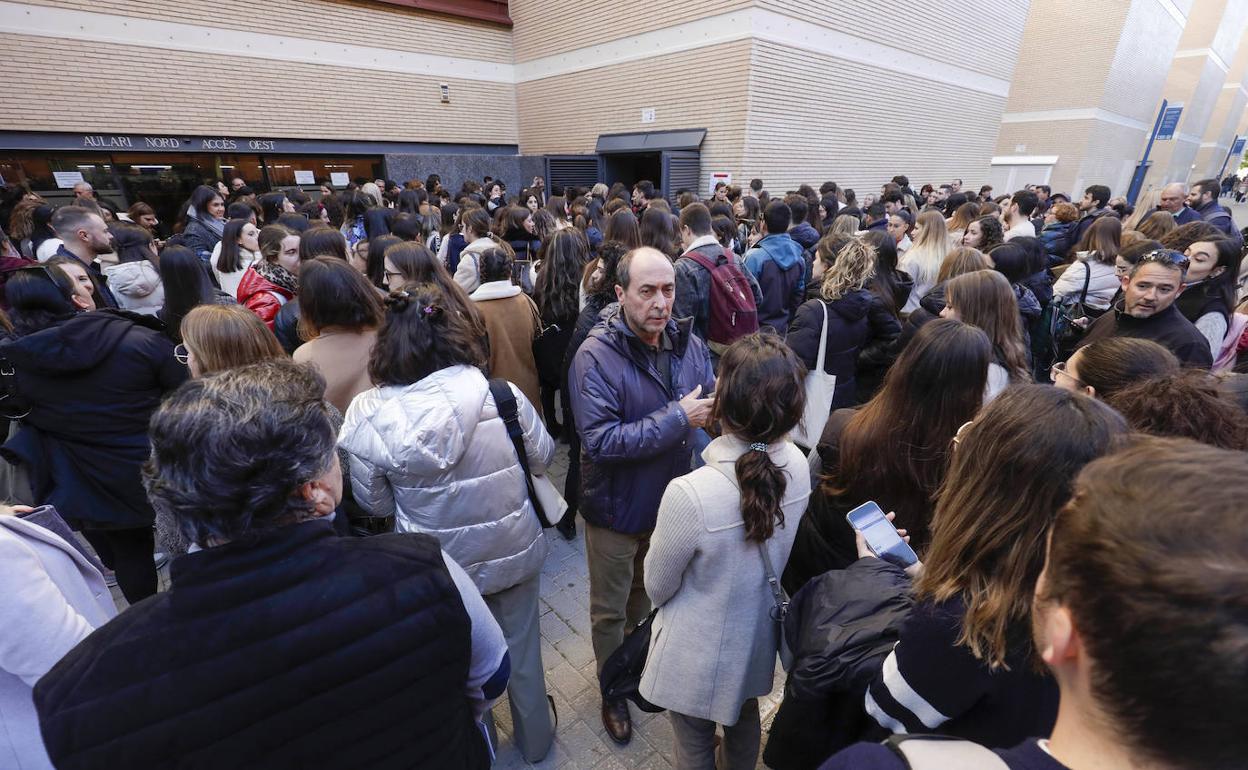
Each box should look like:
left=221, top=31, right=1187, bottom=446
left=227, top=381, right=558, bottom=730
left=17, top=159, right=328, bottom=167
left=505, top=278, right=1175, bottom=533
left=2, top=0, right=1247, bottom=202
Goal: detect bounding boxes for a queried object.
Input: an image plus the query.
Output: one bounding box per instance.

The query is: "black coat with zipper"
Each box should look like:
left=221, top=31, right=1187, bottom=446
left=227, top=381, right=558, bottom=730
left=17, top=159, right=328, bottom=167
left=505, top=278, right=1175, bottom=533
left=786, top=289, right=900, bottom=410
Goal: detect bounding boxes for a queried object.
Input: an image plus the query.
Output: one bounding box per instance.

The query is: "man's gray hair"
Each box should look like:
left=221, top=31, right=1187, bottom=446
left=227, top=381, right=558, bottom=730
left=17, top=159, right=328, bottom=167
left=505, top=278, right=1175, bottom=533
left=143, top=360, right=336, bottom=546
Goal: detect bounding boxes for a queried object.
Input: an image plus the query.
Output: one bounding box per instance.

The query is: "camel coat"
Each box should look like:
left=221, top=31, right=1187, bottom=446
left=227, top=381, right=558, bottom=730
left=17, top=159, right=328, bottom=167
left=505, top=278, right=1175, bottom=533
left=470, top=281, right=543, bottom=417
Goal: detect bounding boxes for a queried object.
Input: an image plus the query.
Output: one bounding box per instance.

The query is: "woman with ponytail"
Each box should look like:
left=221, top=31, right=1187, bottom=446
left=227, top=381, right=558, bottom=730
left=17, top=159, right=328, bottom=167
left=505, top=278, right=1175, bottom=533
left=639, top=333, right=812, bottom=770
left=338, top=282, right=557, bottom=764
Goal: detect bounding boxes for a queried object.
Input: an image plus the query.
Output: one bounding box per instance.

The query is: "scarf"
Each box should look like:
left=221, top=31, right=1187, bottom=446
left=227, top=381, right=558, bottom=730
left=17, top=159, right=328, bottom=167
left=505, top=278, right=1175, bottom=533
left=188, top=206, right=225, bottom=239
left=253, top=259, right=299, bottom=294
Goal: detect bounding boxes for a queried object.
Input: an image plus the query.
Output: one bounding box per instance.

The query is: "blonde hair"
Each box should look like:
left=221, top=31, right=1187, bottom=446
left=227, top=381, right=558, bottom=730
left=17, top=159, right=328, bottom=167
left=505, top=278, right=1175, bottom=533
left=938, top=247, right=992, bottom=283
left=830, top=214, right=861, bottom=235
left=820, top=238, right=877, bottom=301
left=1123, top=189, right=1160, bottom=231
left=182, top=305, right=286, bottom=377
left=901, top=210, right=950, bottom=290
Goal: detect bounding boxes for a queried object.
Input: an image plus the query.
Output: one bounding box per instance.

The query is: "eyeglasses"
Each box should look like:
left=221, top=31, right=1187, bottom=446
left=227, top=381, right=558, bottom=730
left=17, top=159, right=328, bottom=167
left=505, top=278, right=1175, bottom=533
left=384, top=270, right=403, bottom=281
left=1049, top=361, right=1085, bottom=388
left=173, top=343, right=190, bottom=365
left=1136, top=249, right=1190, bottom=271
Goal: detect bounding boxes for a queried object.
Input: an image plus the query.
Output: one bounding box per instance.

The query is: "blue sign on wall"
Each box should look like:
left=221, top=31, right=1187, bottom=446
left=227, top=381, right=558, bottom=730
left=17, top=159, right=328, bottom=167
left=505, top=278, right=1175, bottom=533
left=1156, top=106, right=1184, bottom=140
left=1233, top=137, right=1247, bottom=155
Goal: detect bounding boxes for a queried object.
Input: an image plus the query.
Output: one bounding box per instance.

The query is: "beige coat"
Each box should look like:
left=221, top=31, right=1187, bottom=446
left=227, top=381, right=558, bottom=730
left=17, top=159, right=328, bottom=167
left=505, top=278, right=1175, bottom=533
left=292, top=327, right=377, bottom=414
left=470, top=281, right=543, bottom=417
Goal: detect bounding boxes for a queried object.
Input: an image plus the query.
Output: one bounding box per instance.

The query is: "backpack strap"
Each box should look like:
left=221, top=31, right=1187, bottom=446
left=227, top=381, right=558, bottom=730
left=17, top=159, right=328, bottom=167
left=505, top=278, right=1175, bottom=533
left=487, top=378, right=552, bottom=527
left=885, top=735, right=1010, bottom=770
left=683, top=250, right=719, bottom=272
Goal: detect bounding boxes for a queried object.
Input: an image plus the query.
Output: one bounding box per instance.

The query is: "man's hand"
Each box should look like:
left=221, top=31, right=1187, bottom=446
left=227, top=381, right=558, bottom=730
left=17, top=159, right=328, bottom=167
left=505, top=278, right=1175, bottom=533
left=678, top=384, right=714, bottom=428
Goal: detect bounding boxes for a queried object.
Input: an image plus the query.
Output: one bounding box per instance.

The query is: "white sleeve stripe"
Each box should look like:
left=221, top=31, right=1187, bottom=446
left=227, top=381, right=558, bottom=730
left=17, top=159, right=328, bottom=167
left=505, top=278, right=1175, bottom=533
left=864, top=688, right=908, bottom=734
left=882, top=648, right=952, bottom=729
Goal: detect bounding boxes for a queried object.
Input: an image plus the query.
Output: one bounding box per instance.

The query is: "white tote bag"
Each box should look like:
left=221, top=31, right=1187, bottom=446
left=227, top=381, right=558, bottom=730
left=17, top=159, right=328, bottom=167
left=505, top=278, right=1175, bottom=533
left=789, top=300, right=836, bottom=450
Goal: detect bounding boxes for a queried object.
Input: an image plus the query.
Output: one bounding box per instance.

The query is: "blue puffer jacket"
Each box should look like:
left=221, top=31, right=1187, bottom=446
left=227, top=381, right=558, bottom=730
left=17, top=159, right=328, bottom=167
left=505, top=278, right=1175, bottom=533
left=1038, top=221, right=1075, bottom=267
left=569, top=306, right=715, bottom=534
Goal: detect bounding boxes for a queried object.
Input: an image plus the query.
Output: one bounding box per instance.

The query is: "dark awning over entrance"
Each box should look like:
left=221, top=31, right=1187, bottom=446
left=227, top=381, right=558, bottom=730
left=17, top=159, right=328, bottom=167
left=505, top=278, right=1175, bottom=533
left=595, top=129, right=706, bottom=154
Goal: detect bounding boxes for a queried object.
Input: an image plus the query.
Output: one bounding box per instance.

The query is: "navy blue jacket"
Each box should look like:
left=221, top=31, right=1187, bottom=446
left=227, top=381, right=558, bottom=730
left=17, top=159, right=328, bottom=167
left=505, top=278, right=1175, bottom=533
left=1, top=310, right=187, bottom=528
left=54, top=245, right=118, bottom=309
left=786, top=291, right=900, bottom=410
left=35, top=522, right=491, bottom=769
left=744, top=233, right=807, bottom=333
left=569, top=306, right=714, bottom=533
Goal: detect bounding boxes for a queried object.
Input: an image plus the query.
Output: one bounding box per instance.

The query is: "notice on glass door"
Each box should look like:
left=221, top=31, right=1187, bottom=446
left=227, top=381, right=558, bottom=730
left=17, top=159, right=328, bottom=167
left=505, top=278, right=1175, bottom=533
left=53, top=171, right=86, bottom=189
left=294, top=170, right=315, bottom=185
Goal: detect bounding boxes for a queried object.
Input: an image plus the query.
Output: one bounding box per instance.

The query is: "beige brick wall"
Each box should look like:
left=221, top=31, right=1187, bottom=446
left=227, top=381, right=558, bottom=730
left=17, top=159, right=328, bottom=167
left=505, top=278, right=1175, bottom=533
left=758, top=0, right=1029, bottom=79
left=1006, top=0, right=1131, bottom=114
left=0, top=33, right=518, bottom=143
left=516, top=39, right=751, bottom=177
left=742, top=40, right=1008, bottom=192
left=509, top=0, right=749, bottom=63
left=21, top=0, right=514, bottom=61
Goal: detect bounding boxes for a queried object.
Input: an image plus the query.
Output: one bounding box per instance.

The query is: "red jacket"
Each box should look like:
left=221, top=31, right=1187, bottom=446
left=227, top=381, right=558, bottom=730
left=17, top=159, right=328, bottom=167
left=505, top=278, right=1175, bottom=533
left=236, top=266, right=293, bottom=330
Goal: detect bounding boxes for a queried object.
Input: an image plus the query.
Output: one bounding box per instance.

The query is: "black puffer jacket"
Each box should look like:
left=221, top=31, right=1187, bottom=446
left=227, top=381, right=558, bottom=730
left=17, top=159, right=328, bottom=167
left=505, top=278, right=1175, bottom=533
left=786, top=290, right=900, bottom=410
left=35, top=522, right=491, bottom=770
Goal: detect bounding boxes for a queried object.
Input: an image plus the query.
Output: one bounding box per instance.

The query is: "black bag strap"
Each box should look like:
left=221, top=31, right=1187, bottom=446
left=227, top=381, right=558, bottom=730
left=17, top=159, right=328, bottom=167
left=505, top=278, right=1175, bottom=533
left=1076, top=258, right=1092, bottom=305
left=488, top=378, right=552, bottom=527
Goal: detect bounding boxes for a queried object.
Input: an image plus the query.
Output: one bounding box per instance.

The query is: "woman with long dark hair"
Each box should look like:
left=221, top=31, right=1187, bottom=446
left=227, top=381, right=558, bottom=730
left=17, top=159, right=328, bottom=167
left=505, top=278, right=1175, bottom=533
left=1, top=265, right=187, bottom=603
left=293, top=257, right=384, bottom=414
left=603, top=208, right=642, bottom=251
left=103, top=223, right=164, bottom=315
left=783, top=318, right=991, bottom=593
left=862, top=386, right=1127, bottom=747
left=338, top=191, right=371, bottom=248
left=640, top=334, right=811, bottom=769
left=181, top=184, right=226, bottom=263
left=237, top=224, right=300, bottom=330
left=257, top=191, right=293, bottom=225
left=211, top=218, right=261, bottom=298
left=640, top=207, right=680, bottom=260
left=339, top=282, right=556, bottom=764
left=1177, top=235, right=1239, bottom=358
left=533, top=228, right=588, bottom=436
left=961, top=215, right=1004, bottom=252
left=158, top=244, right=234, bottom=342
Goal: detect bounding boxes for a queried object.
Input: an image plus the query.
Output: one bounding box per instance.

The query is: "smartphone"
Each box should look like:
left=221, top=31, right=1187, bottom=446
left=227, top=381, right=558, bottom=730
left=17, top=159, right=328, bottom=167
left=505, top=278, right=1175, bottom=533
left=846, top=501, right=918, bottom=569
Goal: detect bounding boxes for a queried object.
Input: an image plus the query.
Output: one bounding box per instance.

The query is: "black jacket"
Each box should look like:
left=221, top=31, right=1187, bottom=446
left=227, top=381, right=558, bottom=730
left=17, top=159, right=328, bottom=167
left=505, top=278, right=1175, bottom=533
left=35, top=522, right=491, bottom=770
left=274, top=298, right=302, bottom=354
left=0, top=310, right=187, bottom=528
left=786, top=291, right=900, bottom=410
left=1078, top=301, right=1214, bottom=368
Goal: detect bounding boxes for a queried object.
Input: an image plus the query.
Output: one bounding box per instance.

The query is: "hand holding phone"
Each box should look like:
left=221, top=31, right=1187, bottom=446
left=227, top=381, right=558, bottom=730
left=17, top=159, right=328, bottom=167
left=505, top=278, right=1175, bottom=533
left=847, top=501, right=920, bottom=572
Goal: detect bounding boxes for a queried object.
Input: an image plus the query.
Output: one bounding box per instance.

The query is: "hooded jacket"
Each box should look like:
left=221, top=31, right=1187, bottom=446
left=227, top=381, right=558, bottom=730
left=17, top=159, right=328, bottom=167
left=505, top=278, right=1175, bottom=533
left=452, top=237, right=500, bottom=295
left=339, top=364, right=554, bottom=596
left=568, top=307, right=715, bottom=533
left=237, top=265, right=294, bottom=330
left=1038, top=221, right=1075, bottom=266
left=789, top=222, right=821, bottom=252
left=744, top=233, right=807, bottom=333
left=101, top=261, right=164, bottom=316
left=786, top=290, right=901, bottom=410
left=0, top=310, right=187, bottom=528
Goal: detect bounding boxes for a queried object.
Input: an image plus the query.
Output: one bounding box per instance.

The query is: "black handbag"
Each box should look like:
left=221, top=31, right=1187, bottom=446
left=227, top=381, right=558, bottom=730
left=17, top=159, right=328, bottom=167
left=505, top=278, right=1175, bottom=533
left=1048, top=261, right=1104, bottom=359
left=598, top=608, right=665, bottom=712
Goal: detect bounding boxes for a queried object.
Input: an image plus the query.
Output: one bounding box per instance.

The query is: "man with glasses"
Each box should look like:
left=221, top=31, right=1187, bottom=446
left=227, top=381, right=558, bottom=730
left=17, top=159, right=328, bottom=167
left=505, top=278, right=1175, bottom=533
left=1076, top=249, right=1212, bottom=368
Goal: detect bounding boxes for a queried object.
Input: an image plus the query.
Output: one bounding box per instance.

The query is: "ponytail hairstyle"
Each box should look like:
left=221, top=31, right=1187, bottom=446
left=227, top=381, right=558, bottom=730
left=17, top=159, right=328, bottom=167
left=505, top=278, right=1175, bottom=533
left=368, top=282, right=488, bottom=386
left=711, top=333, right=807, bottom=542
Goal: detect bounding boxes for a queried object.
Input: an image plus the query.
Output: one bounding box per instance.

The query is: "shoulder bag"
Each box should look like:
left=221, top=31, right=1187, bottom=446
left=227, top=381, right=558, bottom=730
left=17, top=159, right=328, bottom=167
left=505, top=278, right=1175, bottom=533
left=488, top=378, right=566, bottom=528
left=790, top=300, right=836, bottom=450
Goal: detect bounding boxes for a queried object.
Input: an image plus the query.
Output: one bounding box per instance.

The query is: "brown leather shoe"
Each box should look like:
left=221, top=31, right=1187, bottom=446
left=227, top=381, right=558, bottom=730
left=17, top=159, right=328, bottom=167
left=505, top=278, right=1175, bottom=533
left=601, top=698, right=632, bottom=745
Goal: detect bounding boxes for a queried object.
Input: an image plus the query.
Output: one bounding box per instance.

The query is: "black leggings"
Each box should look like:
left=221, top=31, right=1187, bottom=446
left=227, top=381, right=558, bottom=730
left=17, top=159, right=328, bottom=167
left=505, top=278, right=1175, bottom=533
left=82, top=527, right=157, bottom=604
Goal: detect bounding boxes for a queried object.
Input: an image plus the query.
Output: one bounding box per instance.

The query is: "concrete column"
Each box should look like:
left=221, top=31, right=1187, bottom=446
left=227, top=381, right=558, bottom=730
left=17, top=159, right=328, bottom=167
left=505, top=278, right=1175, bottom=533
left=1193, top=26, right=1248, bottom=179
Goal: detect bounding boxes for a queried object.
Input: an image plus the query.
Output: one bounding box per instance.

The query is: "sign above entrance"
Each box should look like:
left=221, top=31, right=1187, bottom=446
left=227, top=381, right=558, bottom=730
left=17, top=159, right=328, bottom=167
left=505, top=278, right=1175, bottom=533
left=0, top=132, right=520, bottom=157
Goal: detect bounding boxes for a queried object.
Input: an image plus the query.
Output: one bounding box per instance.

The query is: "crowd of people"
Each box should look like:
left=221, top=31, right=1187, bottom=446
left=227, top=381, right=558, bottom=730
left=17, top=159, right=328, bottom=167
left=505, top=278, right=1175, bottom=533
left=0, top=168, right=1246, bottom=770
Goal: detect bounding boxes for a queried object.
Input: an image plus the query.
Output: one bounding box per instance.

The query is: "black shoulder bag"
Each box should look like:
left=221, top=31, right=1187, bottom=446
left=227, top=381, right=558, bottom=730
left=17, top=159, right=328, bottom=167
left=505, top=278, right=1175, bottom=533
left=488, top=378, right=553, bottom=528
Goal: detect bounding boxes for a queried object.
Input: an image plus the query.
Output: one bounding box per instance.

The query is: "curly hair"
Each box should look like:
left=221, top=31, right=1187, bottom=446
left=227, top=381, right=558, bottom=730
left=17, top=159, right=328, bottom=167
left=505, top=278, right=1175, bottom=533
left=1105, top=370, right=1248, bottom=450
left=819, top=237, right=876, bottom=301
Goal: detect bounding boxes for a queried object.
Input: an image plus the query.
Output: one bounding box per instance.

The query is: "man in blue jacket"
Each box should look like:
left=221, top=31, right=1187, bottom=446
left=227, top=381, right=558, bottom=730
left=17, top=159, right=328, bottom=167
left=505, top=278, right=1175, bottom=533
left=569, top=247, right=715, bottom=746
left=1188, top=177, right=1242, bottom=244
left=743, top=201, right=806, bottom=333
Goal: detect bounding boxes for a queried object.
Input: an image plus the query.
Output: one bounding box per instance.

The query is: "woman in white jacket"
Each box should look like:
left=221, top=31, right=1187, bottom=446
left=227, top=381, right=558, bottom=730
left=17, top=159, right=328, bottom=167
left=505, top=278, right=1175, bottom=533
left=1052, top=216, right=1121, bottom=311
left=102, top=223, right=164, bottom=315
left=452, top=207, right=502, bottom=295
left=338, top=282, right=557, bottom=763
left=0, top=507, right=116, bottom=769
left=640, top=334, right=812, bottom=770
left=211, top=218, right=262, bottom=299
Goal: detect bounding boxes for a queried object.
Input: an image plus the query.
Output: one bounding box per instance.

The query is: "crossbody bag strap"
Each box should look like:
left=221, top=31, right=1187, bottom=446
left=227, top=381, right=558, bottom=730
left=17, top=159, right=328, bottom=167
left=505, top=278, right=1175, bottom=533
left=815, top=299, right=830, bottom=373
left=757, top=541, right=790, bottom=621
left=1077, top=258, right=1092, bottom=304
left=488, top=378, right=551, bottom=526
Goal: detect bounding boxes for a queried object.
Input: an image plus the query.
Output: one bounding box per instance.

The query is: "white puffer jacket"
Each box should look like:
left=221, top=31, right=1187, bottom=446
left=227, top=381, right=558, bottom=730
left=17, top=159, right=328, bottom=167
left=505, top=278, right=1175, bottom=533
left=101, top=261, right=164, bottom=315
left=338, top=364, right=554, bottom=596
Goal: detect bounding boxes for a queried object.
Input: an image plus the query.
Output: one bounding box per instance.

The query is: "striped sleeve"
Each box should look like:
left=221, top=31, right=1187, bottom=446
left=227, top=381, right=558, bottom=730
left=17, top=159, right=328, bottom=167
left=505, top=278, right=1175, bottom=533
left=864, top=599, right=991, bottom=735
